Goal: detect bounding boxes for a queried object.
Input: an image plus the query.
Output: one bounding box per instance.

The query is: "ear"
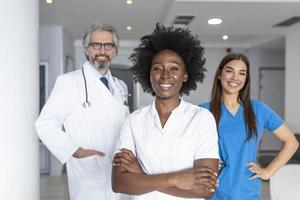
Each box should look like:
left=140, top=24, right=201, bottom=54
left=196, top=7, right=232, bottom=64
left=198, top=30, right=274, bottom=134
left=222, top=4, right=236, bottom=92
left=183, top=73, right=188, bottom=82
left=85, top=48, right=90, bottom=57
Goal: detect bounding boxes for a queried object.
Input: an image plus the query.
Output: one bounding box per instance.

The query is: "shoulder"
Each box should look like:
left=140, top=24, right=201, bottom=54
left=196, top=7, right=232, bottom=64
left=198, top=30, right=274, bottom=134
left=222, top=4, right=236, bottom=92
left=182, top=101, right=214, bottom=120
left=199, top=102, right=211, bottom=110
left=128, top=104, right=151, bottom=120
left=56, top=69, right=82, bottom=83
left=52, top=70, right=82, bottom=92
left=250, top=99, right=272, bottom=112
left=112, top=76, right=128, bottom=91
left=112, top=76, right=127, bottom=86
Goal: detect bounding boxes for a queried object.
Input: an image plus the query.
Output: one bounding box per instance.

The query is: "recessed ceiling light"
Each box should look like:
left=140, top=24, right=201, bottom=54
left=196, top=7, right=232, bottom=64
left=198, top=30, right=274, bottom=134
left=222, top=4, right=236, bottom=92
left=222, top=35, right=229, bottom=40
left=126, top=26, right=132, bottom=31
left=126, top=0, right=133, bottom=5
left=46, top=0, right=53, bottom=4
left=208, top=18, right=222, bottom=25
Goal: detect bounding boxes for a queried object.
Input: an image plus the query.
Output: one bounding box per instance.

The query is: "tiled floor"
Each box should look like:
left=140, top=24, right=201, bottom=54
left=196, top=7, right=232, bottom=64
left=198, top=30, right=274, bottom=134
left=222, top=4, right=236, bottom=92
left=40, top=174, right=271, bottom=200
left=40, top=174, right=69, bottom=200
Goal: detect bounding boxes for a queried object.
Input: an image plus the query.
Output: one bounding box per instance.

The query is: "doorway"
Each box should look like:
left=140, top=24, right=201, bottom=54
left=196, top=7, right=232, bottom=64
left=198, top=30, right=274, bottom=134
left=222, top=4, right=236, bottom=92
left=258, top=67, right=285, bottom=152
left=39, top=61, right=51, bottom=174
left=111, top=66, right=134, bottom=113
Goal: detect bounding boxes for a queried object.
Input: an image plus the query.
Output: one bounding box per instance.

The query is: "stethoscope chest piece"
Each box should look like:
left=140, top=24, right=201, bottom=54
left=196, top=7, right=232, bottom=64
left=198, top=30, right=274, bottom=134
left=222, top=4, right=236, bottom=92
left=82, top=101, right=91, bottom=108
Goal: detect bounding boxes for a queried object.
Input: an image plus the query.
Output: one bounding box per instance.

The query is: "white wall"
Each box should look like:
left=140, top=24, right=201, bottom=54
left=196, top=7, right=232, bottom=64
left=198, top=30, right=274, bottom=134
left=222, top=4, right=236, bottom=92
left=246, top=49, right=285, bottom=99
left=63, top=28, right=75, bottom=72
left=39, top=25, right=75, bottom=175
left=40, top=26, right=64, bottom=89
left=286, top=29, right=300, bottom=134
left=75, top=41, right=285, bottom=109
left=136, top=48, right=285, bottom=108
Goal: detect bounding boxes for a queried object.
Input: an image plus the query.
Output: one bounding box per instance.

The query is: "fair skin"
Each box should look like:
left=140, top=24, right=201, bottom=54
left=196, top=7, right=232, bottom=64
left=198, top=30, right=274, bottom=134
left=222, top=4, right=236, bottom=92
left=112, top=50, right=219, bottom=198
left=85, top=30, right=117, bottom=75
left=72, top=30, right=117, bottom=159
left=219, top=59, right=299, bottom=180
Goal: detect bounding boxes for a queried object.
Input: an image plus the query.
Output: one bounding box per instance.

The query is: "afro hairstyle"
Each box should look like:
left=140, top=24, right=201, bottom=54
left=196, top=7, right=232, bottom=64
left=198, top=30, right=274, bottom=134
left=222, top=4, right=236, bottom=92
left=130, top=23, right=206, bottom=96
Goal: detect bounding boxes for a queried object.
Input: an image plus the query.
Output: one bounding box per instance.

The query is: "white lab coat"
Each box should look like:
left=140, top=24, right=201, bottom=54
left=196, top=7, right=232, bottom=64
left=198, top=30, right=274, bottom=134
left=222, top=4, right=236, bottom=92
left=35, top=61, right=130, bottom=200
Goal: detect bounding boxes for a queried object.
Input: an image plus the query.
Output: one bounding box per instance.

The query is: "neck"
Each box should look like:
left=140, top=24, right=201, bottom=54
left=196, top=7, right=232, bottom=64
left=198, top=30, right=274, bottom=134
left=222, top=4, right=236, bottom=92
left=98, top=67, right=109, bottom=75
left=155, top=97, right=181, bottom=115
left=222, top=94, right=240, bottom=107
left=155, top=97, right=181, bottom=128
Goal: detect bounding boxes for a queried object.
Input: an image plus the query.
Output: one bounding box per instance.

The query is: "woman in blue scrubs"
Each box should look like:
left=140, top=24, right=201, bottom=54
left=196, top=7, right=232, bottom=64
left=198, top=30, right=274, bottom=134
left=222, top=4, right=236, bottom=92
left=201, top=53, right=299, bottom=200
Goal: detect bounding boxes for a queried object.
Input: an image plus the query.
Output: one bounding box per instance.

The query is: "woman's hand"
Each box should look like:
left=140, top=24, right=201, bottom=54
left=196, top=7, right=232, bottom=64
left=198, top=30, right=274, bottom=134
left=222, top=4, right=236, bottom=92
left=113, top=148, right=144, bottom=174
left=170, top=166, right=218, bottom=192
left=247, top=162, right=271, bottom=180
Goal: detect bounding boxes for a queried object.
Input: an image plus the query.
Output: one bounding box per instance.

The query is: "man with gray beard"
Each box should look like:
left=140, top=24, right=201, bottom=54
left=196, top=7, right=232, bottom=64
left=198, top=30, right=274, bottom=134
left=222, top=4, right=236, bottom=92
left=35, top=23, right=130, bottom=200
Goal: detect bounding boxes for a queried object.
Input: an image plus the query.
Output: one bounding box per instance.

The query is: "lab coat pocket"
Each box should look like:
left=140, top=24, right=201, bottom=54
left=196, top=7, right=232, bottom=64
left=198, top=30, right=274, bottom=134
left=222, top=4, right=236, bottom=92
left=78, top=155, right=106, bottom=184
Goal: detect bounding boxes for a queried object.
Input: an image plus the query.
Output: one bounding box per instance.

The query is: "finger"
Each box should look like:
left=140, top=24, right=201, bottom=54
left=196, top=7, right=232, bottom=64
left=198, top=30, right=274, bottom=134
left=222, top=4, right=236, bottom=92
left=196, top=175, right=218, bottom=187
left=247, top=162, right=260, bottom=168
left=194, top=166, right=218, bottom=176
left=197, top=182, right=216, bottom=193
left=249, top=174, right=259, bottom=180
left=195, top=169, right=218, bottom=179
left=94, top=150, right=105, bottom=157
left=120, top=149, right=136, bottom=161
left=118, top=151, right=133, bottom=161
left=116, top=156, right=132, bottom=166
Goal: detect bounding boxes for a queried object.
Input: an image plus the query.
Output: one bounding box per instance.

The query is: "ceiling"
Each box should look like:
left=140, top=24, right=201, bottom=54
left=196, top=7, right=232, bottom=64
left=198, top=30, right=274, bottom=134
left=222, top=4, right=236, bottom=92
left=40, top=0, right=300, bottom=50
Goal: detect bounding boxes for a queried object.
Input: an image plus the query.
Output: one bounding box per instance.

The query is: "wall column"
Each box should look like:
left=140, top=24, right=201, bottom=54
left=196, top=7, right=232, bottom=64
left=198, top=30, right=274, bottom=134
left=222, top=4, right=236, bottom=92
left=0, top=0, right=39, bottom=199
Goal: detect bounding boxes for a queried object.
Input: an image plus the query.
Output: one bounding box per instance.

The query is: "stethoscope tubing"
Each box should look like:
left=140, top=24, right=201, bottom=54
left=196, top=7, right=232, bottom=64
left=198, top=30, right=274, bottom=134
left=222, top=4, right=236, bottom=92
left=82, top=67, right=91, bottom=108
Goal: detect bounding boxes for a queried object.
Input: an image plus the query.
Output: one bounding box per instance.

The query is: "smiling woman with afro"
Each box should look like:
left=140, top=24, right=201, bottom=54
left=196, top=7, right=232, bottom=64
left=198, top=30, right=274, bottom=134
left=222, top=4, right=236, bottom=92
left=112, top=23, right=219, bottom=200
left=130, top=23, right=206, bottom=95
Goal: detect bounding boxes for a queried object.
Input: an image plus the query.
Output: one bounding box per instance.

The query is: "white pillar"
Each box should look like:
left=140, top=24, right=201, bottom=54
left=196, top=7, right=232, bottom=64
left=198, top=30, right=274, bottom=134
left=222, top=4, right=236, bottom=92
left=0, top=0, right=39, bottom=199
left=285, top=29, right=300, bottom=134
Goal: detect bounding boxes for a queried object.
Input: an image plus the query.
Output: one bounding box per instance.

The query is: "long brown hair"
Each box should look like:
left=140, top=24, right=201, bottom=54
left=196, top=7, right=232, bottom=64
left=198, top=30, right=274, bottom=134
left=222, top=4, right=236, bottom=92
left=210, top=53, right=257, bottom=140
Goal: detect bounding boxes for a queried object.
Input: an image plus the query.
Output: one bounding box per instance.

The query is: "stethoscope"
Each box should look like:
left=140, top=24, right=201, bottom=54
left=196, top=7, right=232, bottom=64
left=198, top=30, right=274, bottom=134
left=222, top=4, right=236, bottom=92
left=82, top=67, right=91, bottom=108
left=81, top=66, right=130, bottom=109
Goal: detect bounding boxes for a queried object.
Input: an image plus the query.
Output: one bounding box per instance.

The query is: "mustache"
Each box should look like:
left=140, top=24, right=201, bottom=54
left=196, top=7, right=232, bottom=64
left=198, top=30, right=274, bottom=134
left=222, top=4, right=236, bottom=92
left=95, top=54, right=109, bottom=60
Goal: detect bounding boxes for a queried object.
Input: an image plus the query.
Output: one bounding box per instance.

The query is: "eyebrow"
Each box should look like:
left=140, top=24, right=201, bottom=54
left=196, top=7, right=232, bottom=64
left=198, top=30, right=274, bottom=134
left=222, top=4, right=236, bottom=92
left=152, top=60, right=180, bottom=65
left=224, top=66, right=247, bottom=72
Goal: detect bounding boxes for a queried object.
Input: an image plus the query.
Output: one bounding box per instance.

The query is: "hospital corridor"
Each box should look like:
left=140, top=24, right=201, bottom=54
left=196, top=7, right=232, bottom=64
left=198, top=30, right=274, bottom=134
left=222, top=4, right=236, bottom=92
left=40, top=172, right=271, bottom=200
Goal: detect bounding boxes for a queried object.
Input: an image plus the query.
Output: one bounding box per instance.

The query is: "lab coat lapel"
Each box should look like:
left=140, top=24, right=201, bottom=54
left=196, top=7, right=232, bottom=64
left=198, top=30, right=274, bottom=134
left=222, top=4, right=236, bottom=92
left=82, top=63, right=128, bottom=156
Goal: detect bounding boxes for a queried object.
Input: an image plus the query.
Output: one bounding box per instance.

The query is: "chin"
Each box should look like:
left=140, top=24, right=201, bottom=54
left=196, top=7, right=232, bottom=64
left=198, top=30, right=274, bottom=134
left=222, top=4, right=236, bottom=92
left=96, top=62, right=110, bottom=69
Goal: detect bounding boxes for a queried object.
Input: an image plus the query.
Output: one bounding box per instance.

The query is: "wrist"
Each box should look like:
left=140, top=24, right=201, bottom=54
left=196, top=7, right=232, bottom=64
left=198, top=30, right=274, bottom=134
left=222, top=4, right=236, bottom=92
left=166, top=172, right=177, bottom=187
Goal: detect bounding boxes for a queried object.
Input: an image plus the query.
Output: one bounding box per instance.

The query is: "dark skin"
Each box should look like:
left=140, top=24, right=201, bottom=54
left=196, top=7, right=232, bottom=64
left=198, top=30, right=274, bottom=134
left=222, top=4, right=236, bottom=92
left=113, top=149, right=219, bottom=198
left=112, top=50, right=219, bottom=198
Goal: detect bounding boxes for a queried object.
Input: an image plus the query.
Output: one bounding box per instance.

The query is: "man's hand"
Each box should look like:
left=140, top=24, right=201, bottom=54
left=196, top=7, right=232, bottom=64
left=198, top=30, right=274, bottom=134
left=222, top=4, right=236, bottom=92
left=73, top=147, right=105, bottom=158
left=112, top=148, right=144, bottom=174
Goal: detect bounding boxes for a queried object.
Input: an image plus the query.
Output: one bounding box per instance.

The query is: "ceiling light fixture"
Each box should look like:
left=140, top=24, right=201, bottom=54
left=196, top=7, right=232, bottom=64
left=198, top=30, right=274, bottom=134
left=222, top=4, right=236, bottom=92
left=222, top=35, right=229, bottom=40
left=208, top=18, right=222, bottom=25
left=126, top=26, right=132, bottom=31
left=126, top=0, right=133, bottom=5
left=46, top=0, right=53, bottom=4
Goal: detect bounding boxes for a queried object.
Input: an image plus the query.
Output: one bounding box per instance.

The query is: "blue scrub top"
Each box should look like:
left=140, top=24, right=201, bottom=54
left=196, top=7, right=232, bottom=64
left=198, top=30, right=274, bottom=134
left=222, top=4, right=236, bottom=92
left=200, top=100, right=283, bottom=200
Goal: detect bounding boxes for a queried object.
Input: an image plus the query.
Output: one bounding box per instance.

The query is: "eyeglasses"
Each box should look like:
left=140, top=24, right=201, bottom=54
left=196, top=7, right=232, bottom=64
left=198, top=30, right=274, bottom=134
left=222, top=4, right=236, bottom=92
left=88, top=42, right=115, bottom=50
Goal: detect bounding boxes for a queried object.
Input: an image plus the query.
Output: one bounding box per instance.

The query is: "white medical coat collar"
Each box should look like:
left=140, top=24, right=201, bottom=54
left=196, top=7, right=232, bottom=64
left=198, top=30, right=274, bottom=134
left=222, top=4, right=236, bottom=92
left=150, top=98, right=185, bottom=117
left=83, top=61, right=114, bottom=94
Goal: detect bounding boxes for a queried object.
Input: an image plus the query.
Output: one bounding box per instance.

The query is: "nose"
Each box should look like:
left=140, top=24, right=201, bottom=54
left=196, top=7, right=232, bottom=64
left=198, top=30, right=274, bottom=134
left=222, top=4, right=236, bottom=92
left=231, top=72, right=238, bottom=80
left=161, top=68, right=171, bottom=79
left=99, top=47, right=106, bottom=53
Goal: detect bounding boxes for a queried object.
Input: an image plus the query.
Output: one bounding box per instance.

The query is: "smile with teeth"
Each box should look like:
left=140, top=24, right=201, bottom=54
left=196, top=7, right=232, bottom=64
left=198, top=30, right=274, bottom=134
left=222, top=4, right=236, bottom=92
left=159, top=83, right=173, bottom=88
left=227, top=81, right=240, bottom=88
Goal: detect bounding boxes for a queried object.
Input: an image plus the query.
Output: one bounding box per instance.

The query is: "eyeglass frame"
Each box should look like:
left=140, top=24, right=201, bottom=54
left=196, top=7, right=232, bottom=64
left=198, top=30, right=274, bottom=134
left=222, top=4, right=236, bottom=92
left=88, top=42, right=115, bottom=50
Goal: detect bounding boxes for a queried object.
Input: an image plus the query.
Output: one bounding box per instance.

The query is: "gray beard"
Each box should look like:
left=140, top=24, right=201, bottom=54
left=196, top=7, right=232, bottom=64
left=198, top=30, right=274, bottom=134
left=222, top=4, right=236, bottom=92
left=90, top=60, right=110, bottom=70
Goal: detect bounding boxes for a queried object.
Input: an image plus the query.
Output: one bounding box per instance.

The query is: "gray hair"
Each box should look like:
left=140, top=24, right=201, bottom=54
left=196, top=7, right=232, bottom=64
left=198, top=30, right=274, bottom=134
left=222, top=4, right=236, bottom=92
left=82, top=23, right=120, bottom=50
